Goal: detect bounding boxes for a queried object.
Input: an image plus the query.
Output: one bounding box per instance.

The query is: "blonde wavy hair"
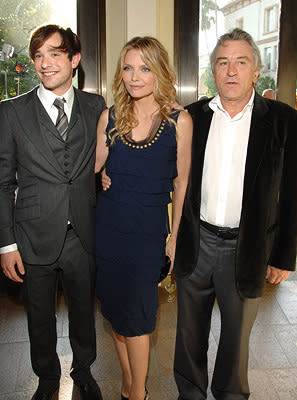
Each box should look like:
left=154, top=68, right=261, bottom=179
left=109, top=36, right=177, bottom=144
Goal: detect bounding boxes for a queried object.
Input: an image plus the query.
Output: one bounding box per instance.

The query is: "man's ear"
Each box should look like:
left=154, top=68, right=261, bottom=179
left=71, top=52, right=81, bottom=69
left=253, top=69, right=260, bottom=84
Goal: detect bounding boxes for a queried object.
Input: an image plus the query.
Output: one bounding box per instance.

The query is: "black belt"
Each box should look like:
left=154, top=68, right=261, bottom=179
left=200, top=219, right=239, bottom=240
left=67, top=223, right=73, bottom=231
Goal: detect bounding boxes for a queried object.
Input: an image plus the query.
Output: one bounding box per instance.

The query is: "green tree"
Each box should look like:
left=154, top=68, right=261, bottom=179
left=200, top=0, right=219, bottom=55
left=201, top=0, right=218, bottom=31
left=204, top=64, right=217, bottom=97
left=0, top=0, right=54, bottom=99
left=255, top=75, right=276, bottom=96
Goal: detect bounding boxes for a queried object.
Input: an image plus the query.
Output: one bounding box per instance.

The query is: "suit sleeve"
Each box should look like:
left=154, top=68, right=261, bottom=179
left=97, top=95, right=107, bottom=118
left=0, top=102, right=18, bottom=247
left=269, top=106, right=297, bottom=270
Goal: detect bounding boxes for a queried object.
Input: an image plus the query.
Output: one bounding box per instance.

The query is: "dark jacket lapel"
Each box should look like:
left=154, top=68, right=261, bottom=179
left=12, top=88, right=65, bottom=176
left=70, top=88, right=97, bottom=178
left=241, top=93, right=271, bottom=207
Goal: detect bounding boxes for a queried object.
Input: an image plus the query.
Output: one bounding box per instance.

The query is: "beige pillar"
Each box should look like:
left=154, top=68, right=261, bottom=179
left=105, top=0, right=174, bottom=104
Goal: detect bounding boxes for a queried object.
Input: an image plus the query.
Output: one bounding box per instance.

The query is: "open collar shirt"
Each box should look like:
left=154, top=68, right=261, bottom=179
left=200, top=90, right=255, bottom=228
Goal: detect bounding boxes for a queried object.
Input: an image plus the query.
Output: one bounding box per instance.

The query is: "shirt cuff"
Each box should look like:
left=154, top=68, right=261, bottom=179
left=0, top=243, right=18, bottom=254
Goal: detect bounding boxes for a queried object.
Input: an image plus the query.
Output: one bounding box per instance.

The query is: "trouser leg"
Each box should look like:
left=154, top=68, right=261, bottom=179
left=211, top=237, right=260, bottom=400
left=174, top=226, right=217, bottom=400
left=22, top=263, right=60, bottom=392
left=59, top=228, right=96, bottom=385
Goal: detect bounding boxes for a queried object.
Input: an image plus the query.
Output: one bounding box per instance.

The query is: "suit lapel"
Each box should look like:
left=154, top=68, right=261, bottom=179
left=70, top=89, right=97, bottom=178
left=13, top=89, right=65, bottom=176
left=242, top=93, right=271, bottom=206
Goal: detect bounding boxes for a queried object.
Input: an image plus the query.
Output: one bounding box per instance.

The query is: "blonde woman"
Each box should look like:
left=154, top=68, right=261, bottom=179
left=94, top=37, right=192, bottom=400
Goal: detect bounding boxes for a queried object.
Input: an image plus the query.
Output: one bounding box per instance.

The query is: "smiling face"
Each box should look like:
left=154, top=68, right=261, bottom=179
left=122, top=49, right=155, bottom=100
left=213, top=40, right=260, bottom=110
left=33, top=32, right=81, bottom=96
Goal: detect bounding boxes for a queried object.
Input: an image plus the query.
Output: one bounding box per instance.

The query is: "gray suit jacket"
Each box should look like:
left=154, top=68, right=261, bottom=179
left=0, top=87, right=106, bottom=264
left=174, top=93, right=297, bottom=298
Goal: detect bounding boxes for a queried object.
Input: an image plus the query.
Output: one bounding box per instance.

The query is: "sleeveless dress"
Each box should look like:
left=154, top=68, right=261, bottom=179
left=95, top=109, right=179, bottom=337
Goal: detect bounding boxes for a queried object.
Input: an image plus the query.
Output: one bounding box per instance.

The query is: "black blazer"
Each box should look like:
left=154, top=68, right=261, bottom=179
left=0, top=87, right=106, bottom=264
left=174, top=93, right=297, bottom=298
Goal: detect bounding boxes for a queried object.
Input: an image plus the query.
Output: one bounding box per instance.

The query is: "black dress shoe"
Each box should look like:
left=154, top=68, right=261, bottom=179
left=76, top=378, right=103, bottom=400
left=31, top=387, right=58, bottom=400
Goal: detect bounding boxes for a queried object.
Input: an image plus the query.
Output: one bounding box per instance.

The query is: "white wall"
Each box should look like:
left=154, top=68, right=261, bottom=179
left=105, top=0, right=173, bottom=106
left=127, top=0, right=156, bottom=39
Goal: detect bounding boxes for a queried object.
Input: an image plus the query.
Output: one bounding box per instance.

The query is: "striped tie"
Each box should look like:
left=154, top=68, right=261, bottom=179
left=53, top=97, right=68, bottom=141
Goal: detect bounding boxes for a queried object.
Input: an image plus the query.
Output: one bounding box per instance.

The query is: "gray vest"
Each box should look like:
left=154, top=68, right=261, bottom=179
left=38, top=96, right=85, bottom=222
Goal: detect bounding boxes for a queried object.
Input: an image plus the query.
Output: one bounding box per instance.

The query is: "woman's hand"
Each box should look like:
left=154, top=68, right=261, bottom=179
left=166, top=234, right=177, bottom=273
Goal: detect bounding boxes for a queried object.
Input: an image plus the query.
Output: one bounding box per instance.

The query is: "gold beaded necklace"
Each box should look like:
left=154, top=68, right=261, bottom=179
left=120, top=119, right=166, bottom=150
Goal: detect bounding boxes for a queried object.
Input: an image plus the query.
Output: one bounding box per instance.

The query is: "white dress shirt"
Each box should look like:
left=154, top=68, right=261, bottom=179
left=200, top=91, right=254, bottom=228
left=38, top=83, right=74, bottom=124
left=0, top=84, right=74, bottom=255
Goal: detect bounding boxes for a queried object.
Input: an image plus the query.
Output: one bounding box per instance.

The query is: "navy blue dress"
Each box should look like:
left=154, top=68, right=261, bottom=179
left=95, top=110, right=179, bottom=336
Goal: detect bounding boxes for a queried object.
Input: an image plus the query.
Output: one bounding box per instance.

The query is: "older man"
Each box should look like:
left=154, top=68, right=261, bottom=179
left=262, top=88, right=275, bottom=99
left=174, top=28, right=297, bottom=400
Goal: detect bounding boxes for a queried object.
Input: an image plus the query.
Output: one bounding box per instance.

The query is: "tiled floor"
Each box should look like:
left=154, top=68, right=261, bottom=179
left=0, top=271, right=296, bottom=400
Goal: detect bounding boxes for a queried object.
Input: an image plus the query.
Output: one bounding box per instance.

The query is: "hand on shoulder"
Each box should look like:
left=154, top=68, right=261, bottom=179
left=177, top=109, right=193, bottom=137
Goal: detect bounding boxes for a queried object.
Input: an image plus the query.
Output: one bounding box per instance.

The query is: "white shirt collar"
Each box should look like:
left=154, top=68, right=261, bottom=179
left=209, top=90, right=255, bottom=120
left=37, top=83, right=74, bottom=109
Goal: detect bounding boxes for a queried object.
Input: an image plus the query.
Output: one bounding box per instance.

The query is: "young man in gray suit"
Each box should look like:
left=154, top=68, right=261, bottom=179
left=173, top=29, right=297, bottom=399
left=0, top=25, right=106, bottom=400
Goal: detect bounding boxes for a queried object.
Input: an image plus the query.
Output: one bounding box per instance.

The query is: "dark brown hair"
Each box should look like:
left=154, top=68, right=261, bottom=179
left=29, top=24, right=81, bottom=65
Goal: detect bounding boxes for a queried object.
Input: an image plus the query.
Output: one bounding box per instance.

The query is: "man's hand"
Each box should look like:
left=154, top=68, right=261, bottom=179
left=266, top=265, right=290, bottom=285
left=1, top=250, right=25, bottom=283
left=170, top=101, right=186, bottom=111
left=101, top=168, right=111, bottom=191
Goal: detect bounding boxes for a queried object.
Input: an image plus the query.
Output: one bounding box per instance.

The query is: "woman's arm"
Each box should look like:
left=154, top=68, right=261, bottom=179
left=94, top=108, right=109, bottom=173
left=166, top=110, right=193, bottom=270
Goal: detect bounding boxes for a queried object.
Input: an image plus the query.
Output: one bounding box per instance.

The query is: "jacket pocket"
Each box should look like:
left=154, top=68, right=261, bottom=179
left=15, top=205, right=40, bottom=222
left=15, top=179, right=40, bottom=221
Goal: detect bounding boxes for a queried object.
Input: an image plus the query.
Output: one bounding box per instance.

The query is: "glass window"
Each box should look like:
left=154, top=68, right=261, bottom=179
left=198, top=0, right=280, bottom=98
left=0, top=0, right=77, bottom=99
left=273, top=45, right=278, bottom=71
left=236, top=17, right=243, bottom=29
left=264, top=5, right=278, bottom=33
left=264, top=47, right=272, bottom=71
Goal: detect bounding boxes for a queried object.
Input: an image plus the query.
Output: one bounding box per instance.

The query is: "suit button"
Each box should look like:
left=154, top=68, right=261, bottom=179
left=68, top=179, right=73, bottom=184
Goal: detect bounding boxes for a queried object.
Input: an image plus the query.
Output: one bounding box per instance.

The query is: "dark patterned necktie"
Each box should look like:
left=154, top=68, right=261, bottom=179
left=53, top=97, right=68, bottom=141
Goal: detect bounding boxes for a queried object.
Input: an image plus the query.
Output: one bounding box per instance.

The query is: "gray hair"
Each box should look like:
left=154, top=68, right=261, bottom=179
left=210, top=28, right=263, bottom=72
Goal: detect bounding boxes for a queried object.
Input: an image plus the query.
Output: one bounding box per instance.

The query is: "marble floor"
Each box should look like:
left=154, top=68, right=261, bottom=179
left=0, top=271, right=296, bottom=400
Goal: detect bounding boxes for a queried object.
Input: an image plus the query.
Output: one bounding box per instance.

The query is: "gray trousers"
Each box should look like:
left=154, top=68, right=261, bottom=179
left=174, top=225, right=260, bottom=400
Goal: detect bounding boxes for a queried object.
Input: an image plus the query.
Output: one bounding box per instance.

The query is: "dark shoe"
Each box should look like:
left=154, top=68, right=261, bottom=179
left=76, top=378, right=103, bottom=400
left=121, top=395, right=129, bottom=400
left=31, top=387, right=58, bottom=400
